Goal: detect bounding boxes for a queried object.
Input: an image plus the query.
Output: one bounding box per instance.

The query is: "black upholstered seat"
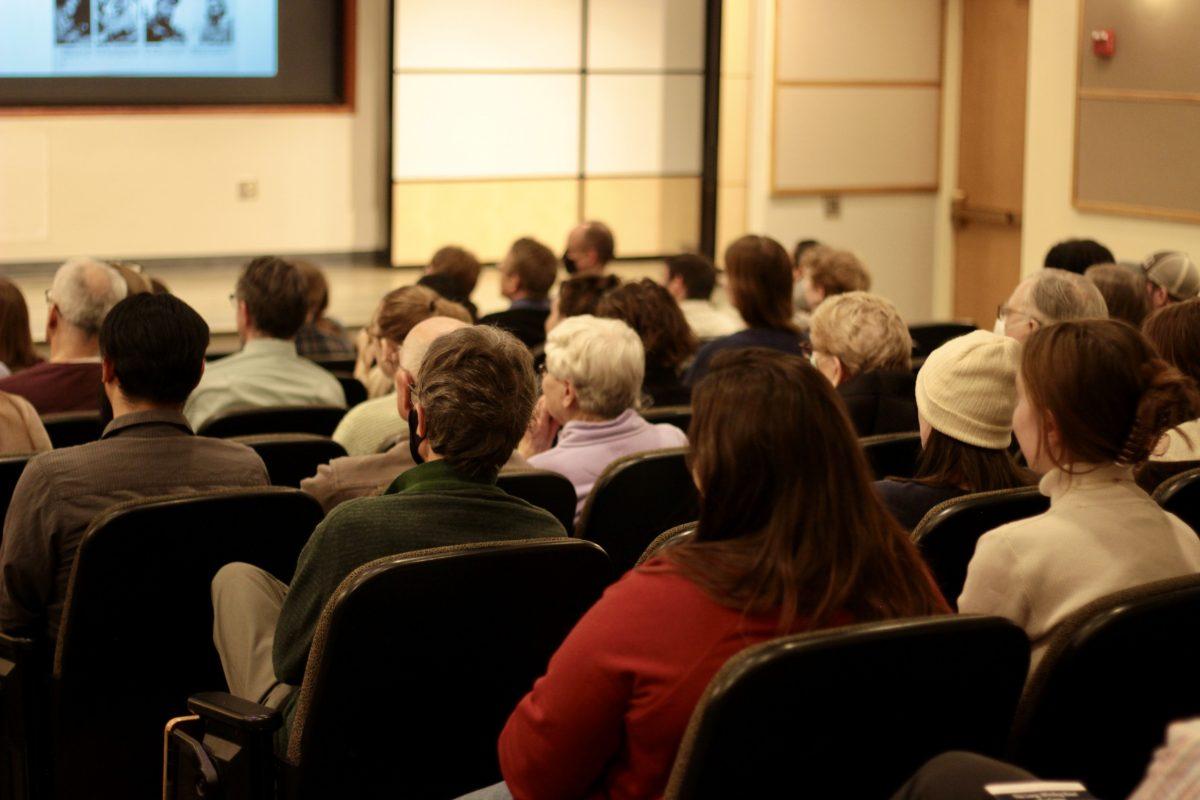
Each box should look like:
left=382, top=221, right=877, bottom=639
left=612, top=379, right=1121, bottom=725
left=40, top=411, right=104, bottom=449
left=861, top=431, right=922, bottom=480
left=330, top=372, right=367, bottom=408
left=196, top=405, right=347, bottom=438
left=497, top=470, right=577, bottom=533
left=0, top=454, right=32, bottom=539
left=231, top=434, right=348, bottom=488
left=908, top=322, right=976, bottom=360
left=1153, top=466, right=1200, bottom=535
left=636, top=522, right=697, bottom=567
left=640, top=405, right=691, bottom=435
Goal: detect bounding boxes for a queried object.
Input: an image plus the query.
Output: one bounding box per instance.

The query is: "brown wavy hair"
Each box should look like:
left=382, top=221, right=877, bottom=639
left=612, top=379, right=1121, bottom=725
left=1143, top=299, right=1200, bottom=385
left=1021, top=319, right=1200, bottom=469
left=661, top=348, right=948, bottom=630
left=595, top=279, right=697, bottom=371
left=371, top=285, right=471, bottom=345
left=0, top=278, right=39, bottom=373
left=724, top=235, right=798, bottom=333
left=558, top=274, right=620, bottom=318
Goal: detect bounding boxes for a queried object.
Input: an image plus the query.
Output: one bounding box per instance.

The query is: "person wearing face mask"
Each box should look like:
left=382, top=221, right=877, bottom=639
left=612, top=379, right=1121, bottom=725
left=562, top=221, right=615, bottom=276
left=211, top=325, right=564, bottom=747
left=993, top=268, right=1108, bottom=342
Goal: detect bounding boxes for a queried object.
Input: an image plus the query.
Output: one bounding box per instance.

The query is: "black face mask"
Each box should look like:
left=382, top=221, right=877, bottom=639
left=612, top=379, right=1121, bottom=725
left=407, top=407, right=426, bottom=466
left=562, top=251, right=577, bottom=275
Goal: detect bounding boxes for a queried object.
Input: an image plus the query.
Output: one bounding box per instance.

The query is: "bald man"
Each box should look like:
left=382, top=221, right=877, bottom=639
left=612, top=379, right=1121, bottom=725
left=300, top=318, right=530, bottom=511
left=0, top=258, right=127, bottom=414
left=563, top=220, right=615, bottom=275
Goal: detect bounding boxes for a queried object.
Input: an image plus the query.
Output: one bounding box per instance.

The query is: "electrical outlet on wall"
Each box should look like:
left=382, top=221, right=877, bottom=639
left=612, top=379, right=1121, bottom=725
left=237, top=180, right=259, bottom=201
left=822, top=194, right=841, bottom=219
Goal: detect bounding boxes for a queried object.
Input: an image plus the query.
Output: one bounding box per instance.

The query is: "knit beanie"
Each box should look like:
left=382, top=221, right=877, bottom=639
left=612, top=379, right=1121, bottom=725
left=915, top=330, right=1020, bottom=449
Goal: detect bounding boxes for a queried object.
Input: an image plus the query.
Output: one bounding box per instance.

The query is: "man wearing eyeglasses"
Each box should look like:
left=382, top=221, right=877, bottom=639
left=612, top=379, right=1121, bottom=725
left=994, top=268, right=1109, bottom=344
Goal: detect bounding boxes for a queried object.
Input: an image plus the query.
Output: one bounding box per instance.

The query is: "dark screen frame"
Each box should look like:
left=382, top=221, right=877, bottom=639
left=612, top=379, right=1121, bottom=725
left=0, top=1, right=355, bottom=114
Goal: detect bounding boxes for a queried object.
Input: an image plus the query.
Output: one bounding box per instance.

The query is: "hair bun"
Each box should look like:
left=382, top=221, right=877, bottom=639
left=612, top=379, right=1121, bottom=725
left=1117, top=359, right=1200, bottom=465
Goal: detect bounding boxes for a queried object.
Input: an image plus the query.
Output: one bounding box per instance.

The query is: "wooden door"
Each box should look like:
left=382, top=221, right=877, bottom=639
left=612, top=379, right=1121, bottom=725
left=953, top=0, right=1030, bottom=328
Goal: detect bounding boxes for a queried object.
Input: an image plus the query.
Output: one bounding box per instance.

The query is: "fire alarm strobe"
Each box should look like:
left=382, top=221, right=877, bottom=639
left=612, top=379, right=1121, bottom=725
left=1091, top=28, right=1116, bottom=58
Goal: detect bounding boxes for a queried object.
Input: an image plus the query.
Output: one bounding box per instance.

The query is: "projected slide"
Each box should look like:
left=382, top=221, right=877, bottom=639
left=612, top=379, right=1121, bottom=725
left=0, top=1, right=277, bottom=77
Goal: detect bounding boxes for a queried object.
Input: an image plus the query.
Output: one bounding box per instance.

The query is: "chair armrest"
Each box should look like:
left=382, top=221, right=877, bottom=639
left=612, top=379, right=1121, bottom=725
left=163, top=693, right=281, bottom=800
left=188, top=691, right=281, bottom=733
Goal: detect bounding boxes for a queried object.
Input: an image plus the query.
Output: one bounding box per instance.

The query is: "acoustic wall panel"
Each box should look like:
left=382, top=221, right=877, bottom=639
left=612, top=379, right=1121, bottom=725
left=718, top=76, right=749, bottom=184
left=774, top=86, right=940, bottom=191
left=583, top=177, right=701, bottom=256
left=394, top=0, right=582, bottom=70
left=392, top=74, right=580, bottom=179
left=587, top=0, right=705, bottom=71
left=585, top=75, right=704, bottom=175
left=1078, top=0, right=1200, bottom=94
left=776, top=0, right=942, bottom=82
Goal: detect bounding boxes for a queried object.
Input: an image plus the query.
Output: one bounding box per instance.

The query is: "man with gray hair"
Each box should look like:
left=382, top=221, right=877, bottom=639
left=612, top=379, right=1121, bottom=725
left=0, top=258, right=126, bottom=413
left=995, top=268, right=1109, bottom=344
left=211, top=323, right=564, bottom=741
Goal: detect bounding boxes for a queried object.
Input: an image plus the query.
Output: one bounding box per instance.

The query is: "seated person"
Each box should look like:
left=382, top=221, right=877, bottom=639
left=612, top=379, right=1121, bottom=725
left=1086, top=262, right=1150, bottom=328
left=0, top=258, right=126, bottom=414
left=292, top=260, right=356, bottom=361
left=809, top=292, right=918, bottom=437
left=479, top=237, right=559, bottom=349
left=562, top=220, right=615, bottom=276
left=996, top=267, right=1108, bottom=343
left=519, top=315, right=688, bottom=520
left=960, top=319, right=1200, bottom=673
left=875, top=331, right=1032, bottom=530
left=685, top=235, right=807, bottom=386
left=419, top=245, right=482, bottom=321
left=333, top=286, right=471, bottom=456
left=1137, top=299, right=1200, bottom=490
left=596, top=279, right=697, bottom=408
left=0, top=277, right=42, bottom=378
left=0, top=294, right=269, bottom=638
left=1142, top=250, right=1200, bottom=312
left=544, top=273, right=620, bottom=334
left=211, top=325, right=565, bottom=738
left=469, top=348, right=947, bottom=800
left=184, top=257, right=345, bottom=430
left=1043, top=237, right=1114, bottom=275
left=0, top=392, right=51, bottom=454
left=793, top=244, right=871, bottom=329
left=663, top=253, right=743, bottom=340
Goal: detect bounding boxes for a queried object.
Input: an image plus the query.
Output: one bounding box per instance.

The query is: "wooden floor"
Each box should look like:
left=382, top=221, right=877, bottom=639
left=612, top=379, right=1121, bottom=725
left=4, top=256, right=667, bottom=348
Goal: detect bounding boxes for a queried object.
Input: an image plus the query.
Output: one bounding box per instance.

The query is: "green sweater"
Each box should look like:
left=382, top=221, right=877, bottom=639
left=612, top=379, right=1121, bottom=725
left=273, top=460, right=565, bottom=738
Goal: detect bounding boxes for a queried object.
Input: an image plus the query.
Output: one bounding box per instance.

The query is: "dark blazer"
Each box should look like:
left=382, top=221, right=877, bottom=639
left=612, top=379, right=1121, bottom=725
left=838, top=369, right=918, bottom=437
left=479, top=307, right=551, bottom=350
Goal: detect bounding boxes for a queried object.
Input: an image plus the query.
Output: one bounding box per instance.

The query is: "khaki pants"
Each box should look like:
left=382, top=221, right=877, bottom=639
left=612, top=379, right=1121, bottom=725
left=211, top=562, right=296, bottom=708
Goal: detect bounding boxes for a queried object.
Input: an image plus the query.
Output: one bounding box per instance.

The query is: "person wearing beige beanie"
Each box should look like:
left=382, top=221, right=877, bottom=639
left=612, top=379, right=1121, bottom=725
left=874, top=330, right=1033, bottom=530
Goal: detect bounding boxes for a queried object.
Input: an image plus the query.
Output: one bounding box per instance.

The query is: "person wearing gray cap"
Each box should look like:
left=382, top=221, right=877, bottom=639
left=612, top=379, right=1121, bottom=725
left=1142, top=251, right=1200, bottom=310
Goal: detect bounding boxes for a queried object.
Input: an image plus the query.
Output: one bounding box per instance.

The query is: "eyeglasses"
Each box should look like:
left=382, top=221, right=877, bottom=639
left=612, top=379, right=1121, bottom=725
left=228, top=293, right=239, bottom=309
left=799, top=340, right=814, bottom=358
left=44, top=289, right=54, bottom=306
left=997, top=304, right=1042, bottom=327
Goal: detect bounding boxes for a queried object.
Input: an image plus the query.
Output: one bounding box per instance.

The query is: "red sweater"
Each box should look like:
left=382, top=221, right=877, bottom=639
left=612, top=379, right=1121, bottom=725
left=498, top=560, right=848, bottom=800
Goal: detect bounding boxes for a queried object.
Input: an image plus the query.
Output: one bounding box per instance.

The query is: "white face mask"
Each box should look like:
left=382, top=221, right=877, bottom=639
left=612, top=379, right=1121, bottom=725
left=993, top=316, right=1006, bottom=337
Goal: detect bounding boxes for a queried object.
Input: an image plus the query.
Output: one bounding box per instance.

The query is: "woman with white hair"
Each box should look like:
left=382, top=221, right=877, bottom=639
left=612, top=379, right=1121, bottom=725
left=809, top=291, right=918, bottom=436
left=520, top=315, right=688, bottom=520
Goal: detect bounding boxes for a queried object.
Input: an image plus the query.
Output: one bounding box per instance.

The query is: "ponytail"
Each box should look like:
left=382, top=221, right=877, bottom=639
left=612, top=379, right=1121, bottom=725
left=1117, top=360, right=1200, bottom=465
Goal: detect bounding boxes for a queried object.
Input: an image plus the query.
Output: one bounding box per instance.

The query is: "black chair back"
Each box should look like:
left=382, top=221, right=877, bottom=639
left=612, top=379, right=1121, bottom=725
left=496, top=470, right=577, bottom=533
left=861, top=431, right=922, bottom=479
left=40, top=412, right=103, bottom=449
left=231, top=434, right=347, bottom=488
left=641, top=405, right=691, bottom=434
left=576, top=448, right=699, bottom=577
left=0, top=455, right=32, bottom=533
left=1136, top=459, right=1200, bottom=495
left=665, top=615, right=1029, bottom=799
left=1009, top=575, right=1200, bottom=800
left=196, top=405, right=347, bottom=438
left=1153, top=466, right=1200, bottom=534
left=636, top=522, right=696, bottom=567
left=310, top=357, right=357, bottom=374
left=909, top=322, right=977, bottom=359
left=330, top=373, right=367, bottom=408
left=287, top=538, right=611, bottom=799
left=51, top=488, right=323, bottom=799
left=913, top=486, right=1047, bottom=609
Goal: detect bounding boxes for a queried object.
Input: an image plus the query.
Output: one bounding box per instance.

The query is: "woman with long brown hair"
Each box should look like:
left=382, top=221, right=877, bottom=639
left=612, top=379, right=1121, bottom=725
left=1137, top=299, right=1200, bottom=489
left=0, top=278, right=41, bottom=377
left=596, top=278, right=697, bottom=407
left=684, top=235, right=807, bottom=385
left=960, top=319, right=1200, bottom=672
left=477, top=348, right=947, bottom=800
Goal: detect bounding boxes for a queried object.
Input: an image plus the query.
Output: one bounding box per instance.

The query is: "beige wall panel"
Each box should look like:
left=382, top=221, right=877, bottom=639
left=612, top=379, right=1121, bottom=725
left=587, top=0, right=705, bottom=71
left=1079, top=0, right=1200, bottom=93
left=0, top=129, right=49, bottom=243
left=777, top=0, right=942, bottom=82
left=393, top=74, right=580, bottom=179
left=721, top=0, right=755, bottom=78
left=719, top=76, right=749, bottom=184
left=391, top=179, right=579, bottom=265
left=585, top=75, right=704, bottom=175
left=716, top=184, right=748, bottom=259
left=583, top=177, right=700, bottom=256
left=394, top=0, right=581, bottom=70
left=774, top=86, right=940, bottom=191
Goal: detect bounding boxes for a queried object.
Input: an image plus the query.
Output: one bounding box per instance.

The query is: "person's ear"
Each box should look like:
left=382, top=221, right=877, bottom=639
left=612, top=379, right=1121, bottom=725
left=415, top=402, right=428, bottom=438
left=561, top=378, right=579, bottom=410
left=46, top=304, right=60, bottom=336
left=396, top=368, right=415, bottom=416
left=236, top=299, right=250, bottom=330
left=100, top=357, right=117, bottom=386
left=1043, top=410, right=1064, bottom=462
left=828, top=355, right=845, bottom=387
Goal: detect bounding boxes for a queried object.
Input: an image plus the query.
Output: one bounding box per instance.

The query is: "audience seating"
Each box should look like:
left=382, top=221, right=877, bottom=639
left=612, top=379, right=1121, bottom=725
left=163, top=538, right=612, bottom=800
left=1008, top=575, right=1200, bottom=800
left=309, top=357, right=357, bottom=374
left=0, top=455, right=31, bottom=536
left=636, top=522, right=696, bottom=567
left=664, top=615, right=1030, bottom=799
left=330, top=372, right=367, bottom=408
left=908, top=322, right=976, bottom=360
left=40, top=411, right=104, bottom=449
left=861, top=431, right=922, bottom=480
left=576, top=448, right=700, bottom=577
left=1135, top=459, right=1200, bottom=495
left=496, top=470, right=578, bottom=533
left=1152, top=466, right=1200, bottom=534
left=231, top=434, right=348, bottom=489
left=912, top=487, right=1048, bottom=609
left=196, top=405, right=347, bottom=438
left=641, top=405, right=691, bottom=434
left=0, top=487, right=323, bottom=800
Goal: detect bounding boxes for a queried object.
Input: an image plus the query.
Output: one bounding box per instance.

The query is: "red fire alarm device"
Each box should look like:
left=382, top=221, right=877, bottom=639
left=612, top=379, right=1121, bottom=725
left=1092, top=28, right=1116, bottom=58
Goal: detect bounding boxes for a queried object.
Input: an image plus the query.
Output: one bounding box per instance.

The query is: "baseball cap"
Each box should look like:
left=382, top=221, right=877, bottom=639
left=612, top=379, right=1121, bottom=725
left=1142, top=251, right=1200, bottom=300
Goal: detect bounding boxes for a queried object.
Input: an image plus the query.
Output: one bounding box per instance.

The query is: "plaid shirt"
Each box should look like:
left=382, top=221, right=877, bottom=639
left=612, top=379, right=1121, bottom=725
left=295, top=321, right=356, bottom=360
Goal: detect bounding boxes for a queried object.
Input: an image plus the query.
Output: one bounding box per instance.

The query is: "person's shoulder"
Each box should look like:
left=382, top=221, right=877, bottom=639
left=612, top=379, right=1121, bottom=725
left=648, top=420, right=689, bottom=446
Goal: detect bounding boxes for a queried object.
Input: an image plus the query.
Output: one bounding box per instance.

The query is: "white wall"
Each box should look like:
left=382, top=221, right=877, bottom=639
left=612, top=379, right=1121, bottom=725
left=1020, top=0, right=1200, bottom=275
left=0, top=2, right=390, bottom=265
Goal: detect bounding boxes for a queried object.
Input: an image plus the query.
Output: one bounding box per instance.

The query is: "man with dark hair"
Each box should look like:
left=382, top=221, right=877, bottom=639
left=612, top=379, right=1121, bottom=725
left=664, top=253, right=742, bottom=339
left=479, top=237, right=560, bottom=349
left=184, top=256, right=345, bottom=430
left=562, top=220, right=615, bottom=275
left=1043, top=238, right=1115, bottom=275
left=291, top=259, right=356, bottom=360
left=0, top=294, right=269, bottom=639
left=419, top=246, right=482, bottom=320
left=211, top=324, right=564, bottom=739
